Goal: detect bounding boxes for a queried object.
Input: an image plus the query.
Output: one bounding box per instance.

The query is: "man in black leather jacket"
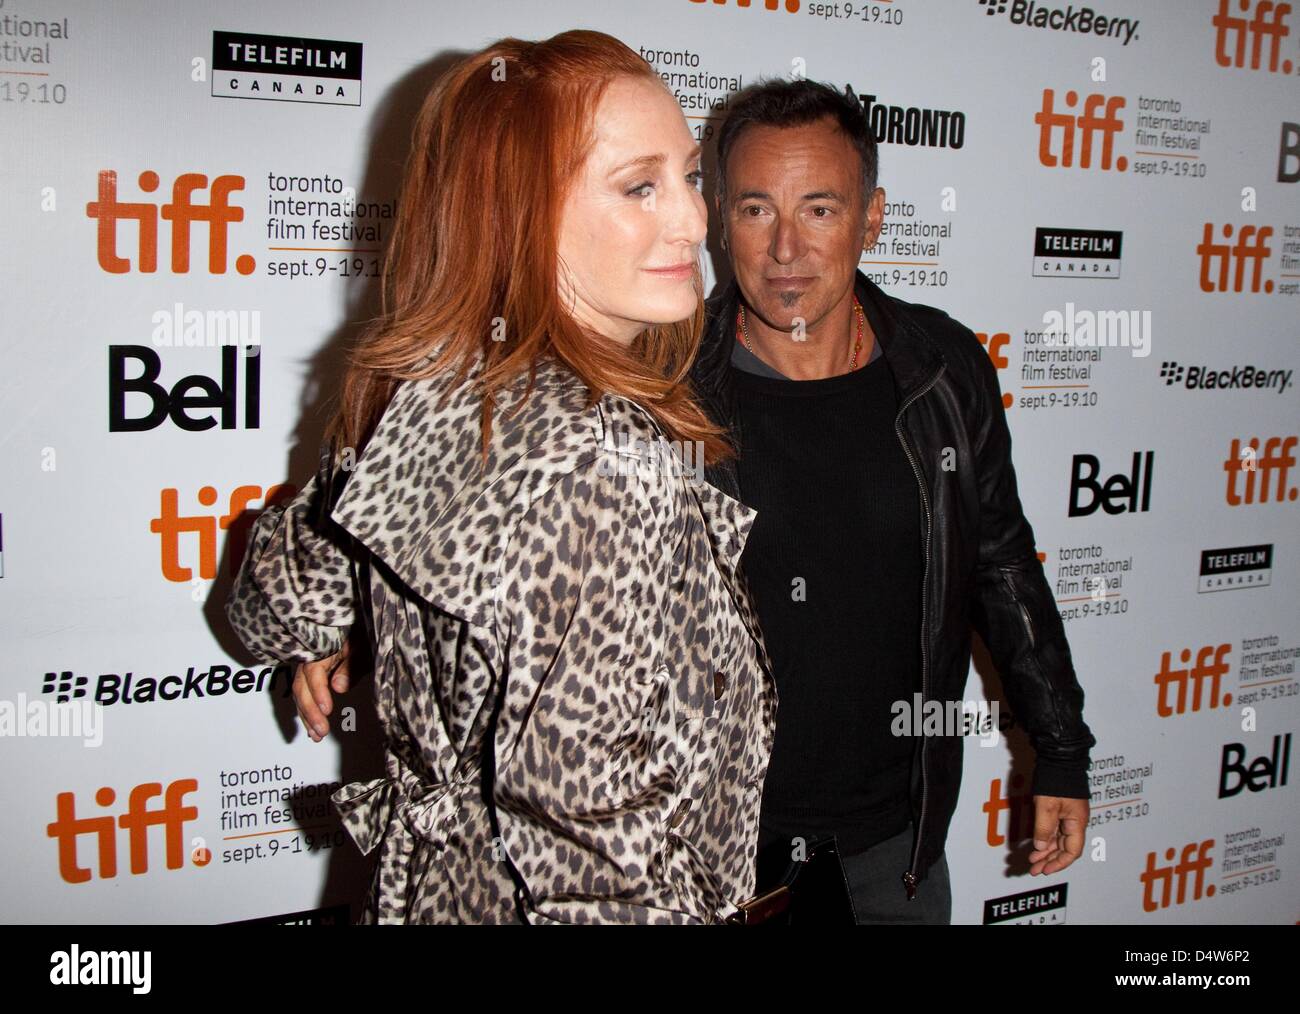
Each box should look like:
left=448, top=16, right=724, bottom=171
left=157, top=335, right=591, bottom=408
left=694, top=78, right=1095, bottom=922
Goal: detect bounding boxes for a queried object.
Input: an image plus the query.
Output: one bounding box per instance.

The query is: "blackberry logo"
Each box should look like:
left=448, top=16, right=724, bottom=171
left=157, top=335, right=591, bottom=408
left=977, top=0, right=1141, bottom=46
left=44, top=671, right=89, bottom=703
left=1160, top=360, right=1293, bottom=394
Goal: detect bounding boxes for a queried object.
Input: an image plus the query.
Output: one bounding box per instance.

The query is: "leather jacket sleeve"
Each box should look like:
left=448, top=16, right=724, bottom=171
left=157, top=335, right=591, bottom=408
left=964, top=335, right=1096, bottom=800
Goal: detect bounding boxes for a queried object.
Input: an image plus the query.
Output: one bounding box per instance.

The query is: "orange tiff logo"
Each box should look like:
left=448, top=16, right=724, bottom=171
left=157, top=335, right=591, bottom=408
left=982, top=772, right=1034, bottom=847
left=151, top=483, right=295, bottom=582
left=47, top=779, right=200, bottom=883
left=85, top=170, right=254, bottom=275
left=1035, top=89, right=1127, bottom=171
left=1224, top=436, right=1297, bottom=504
left=976, top=331, right=1014, bottom=409
left=1213, top=0, right=1293, bottom=73
left=1198, top=224, right=1274, bottom=293
left=1141, top=840, right=1215, bottom=911
left=1155, top=645, right=1232, bottom=717
left=689, top=0, right=801, bottom=10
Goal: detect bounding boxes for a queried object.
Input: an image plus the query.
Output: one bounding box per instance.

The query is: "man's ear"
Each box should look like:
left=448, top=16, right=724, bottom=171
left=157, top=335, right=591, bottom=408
left=862, top=186, right=886, bottom=253
left=715, top=191, right=727, bottom=249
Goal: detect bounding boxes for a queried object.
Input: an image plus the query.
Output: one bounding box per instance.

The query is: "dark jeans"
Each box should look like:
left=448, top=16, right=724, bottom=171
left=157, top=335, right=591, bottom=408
left=841, top=822, right=951, bottom=925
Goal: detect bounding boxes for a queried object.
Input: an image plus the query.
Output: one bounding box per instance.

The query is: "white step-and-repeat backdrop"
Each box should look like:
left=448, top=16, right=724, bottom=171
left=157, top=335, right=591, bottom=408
left=3, top=0, right=1296, bottom=924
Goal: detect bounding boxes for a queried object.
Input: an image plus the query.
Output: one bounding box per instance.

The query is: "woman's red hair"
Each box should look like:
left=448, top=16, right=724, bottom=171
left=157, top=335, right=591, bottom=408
left=325, top=29, right=731, bottom=468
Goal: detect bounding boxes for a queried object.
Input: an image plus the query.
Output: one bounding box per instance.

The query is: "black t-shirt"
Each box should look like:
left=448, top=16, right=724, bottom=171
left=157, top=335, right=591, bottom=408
left=730, top=329, right=924, bottom=859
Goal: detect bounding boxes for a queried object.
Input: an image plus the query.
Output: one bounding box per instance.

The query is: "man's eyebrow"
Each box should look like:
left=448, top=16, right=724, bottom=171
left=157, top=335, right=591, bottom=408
left=730, top=189, right=847, bottom=202
left=607, top=145, right=703, bottom=178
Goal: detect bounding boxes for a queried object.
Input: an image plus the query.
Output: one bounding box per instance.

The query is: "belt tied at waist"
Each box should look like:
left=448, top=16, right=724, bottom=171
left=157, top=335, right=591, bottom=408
left=331, top=774, right=467, bottom=856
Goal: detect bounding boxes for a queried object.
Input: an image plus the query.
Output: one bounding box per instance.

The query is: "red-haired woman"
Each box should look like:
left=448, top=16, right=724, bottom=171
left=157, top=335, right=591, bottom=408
left=226, top=30, right=775, bottom=924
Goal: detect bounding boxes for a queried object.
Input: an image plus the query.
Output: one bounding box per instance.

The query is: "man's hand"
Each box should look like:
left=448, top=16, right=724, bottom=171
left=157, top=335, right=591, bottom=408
left=294, top=639, right=352, bottom=742
left=1028, top=795, right=1088, bottom=875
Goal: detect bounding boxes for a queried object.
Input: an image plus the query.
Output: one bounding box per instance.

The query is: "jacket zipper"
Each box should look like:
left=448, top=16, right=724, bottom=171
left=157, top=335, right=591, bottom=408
left=1014, top=589, right=1037, bottom=651
left=895, top=363, right=943, bottom=901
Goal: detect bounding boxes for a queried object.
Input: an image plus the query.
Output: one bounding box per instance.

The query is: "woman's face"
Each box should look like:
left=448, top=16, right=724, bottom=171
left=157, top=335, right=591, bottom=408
left=557, top=76, right=708, bottom=346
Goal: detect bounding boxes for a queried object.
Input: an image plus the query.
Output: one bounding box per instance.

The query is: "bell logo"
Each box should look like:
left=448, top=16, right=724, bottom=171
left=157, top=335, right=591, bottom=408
left=1219, top=733, right=1291, bottom=797
left=983, top=773, right=1034, bottom=847
left=151, top=483, right=294, bottom=581
left=1067, top=451, right=1154, bottom=517
left=1140, top=840, right=1215, bottom=911
left=1223, top=436, right=1298, bottom=504
left=1154, top=644, right=1232, bottom=717
left=1035, top=89, right=1127, bottom=171
left=1212, top=0, right=1293, bottom=73
left=85, top=169, right=254, bottom=275
left=1280, top=122, right=1300, bottom=182
left=109, top=346, right=260, bottom=432
left=1197, top=223, right=1274, bottom=293
left=46, top=779, right=200, bottom=883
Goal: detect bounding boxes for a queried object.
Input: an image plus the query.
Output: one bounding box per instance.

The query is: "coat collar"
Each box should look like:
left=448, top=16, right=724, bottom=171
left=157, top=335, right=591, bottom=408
left=325, top=349, right=757, bottom=624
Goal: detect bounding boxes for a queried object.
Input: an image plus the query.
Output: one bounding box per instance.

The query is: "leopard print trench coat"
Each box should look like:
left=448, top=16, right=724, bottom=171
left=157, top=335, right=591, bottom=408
left=225, top=353, right=777, bottom=924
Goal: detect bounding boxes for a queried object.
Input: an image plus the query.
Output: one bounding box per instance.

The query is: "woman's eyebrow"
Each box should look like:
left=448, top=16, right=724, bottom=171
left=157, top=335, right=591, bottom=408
left=607, top=144, right=702, bottom=178
left=607, top=153, right=666, bottom=177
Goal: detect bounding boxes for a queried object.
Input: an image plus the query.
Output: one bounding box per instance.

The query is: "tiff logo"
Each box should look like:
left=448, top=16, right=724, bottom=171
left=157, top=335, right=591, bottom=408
left=1140, top=840, right=1215, bottom=911
left=46, top=779, right=200, bottom=883
left=151, top=483, right=294, bottom=581
left=85, top=170, right=254, bottom=275
left=1224, top=435, right=1297, bottom=504
left=1035, top=89, right=1127, bottom=171
left=1213, top=0, right=1293, bottom=73
left=688, top=0, right=801, bottom=10
left=1154, top=644, right=1231, bottom=717
left=976, top=331, right=1015, bottom=409
left=1198, top=223, right=1274, bottom=292
left=982, top=773, right=1034, bottom=847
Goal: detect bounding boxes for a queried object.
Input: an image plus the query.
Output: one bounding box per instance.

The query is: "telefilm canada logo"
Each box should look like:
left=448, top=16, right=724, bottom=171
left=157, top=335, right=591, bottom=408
left=977, top=0, right=1140, bottom=45
left=983, top=883, right=1068, bottom=924
left=1033, top=227, right=1122, bottom=279
left=1198, top=544, right=1273, bottom=593
left=212, top=30, right=363, bottom=106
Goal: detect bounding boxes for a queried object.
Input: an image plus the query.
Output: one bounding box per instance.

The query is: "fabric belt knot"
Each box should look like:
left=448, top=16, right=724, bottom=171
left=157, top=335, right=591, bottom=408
left=331, top=775, right=465, bottom=857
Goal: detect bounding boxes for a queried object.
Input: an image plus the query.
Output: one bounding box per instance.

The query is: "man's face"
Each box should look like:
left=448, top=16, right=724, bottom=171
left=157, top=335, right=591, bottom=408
left=719, top=116, right=883, bottom=336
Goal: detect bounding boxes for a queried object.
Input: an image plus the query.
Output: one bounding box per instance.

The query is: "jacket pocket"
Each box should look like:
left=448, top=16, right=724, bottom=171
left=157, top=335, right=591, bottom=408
left=603, top=659, right=707, bottom=800
left=670, top=658, right=715, bottom=722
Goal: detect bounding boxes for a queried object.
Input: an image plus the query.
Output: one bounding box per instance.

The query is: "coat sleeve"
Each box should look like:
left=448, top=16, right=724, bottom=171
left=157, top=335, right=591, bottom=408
left=963, top=331, right=1097, bottom=799
left=486, top=452, right=704, bottom=924
left=225, top=447, right=357, bottom=667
